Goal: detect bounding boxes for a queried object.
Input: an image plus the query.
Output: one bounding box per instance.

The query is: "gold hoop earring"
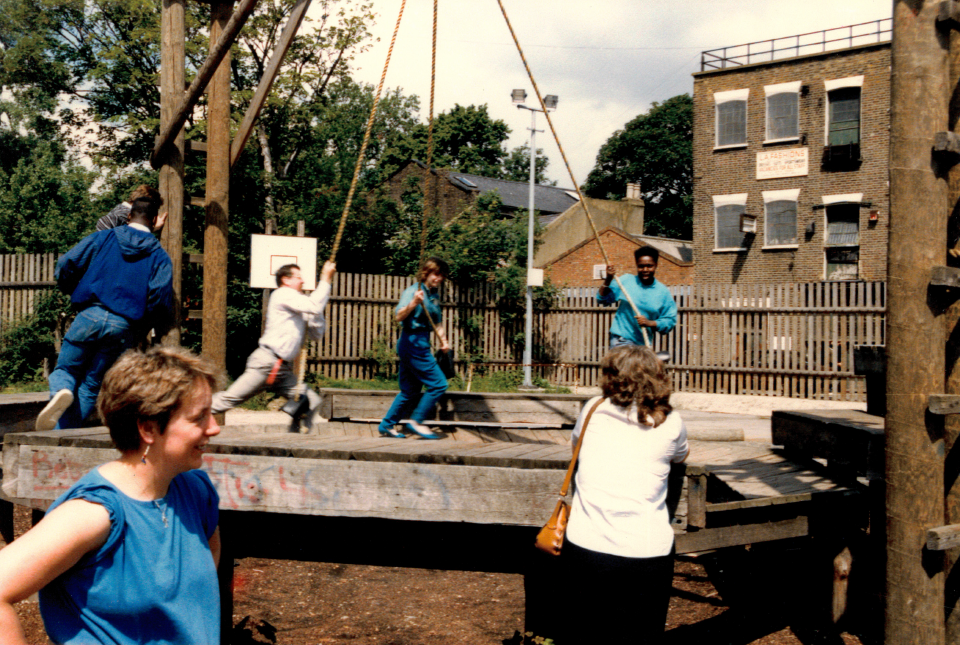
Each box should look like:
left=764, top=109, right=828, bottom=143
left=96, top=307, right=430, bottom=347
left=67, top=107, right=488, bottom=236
left=141, top=443, right=150, bottom=465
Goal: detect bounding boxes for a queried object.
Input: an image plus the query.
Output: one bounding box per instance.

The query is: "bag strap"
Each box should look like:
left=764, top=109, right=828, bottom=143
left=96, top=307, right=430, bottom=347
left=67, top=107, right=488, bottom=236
left=559, top=397, right=605, bottom=497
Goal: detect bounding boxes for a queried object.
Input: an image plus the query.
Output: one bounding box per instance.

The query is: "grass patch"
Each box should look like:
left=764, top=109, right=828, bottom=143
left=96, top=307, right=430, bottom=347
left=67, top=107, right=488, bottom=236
left=0, top=381, right=48, bottom=394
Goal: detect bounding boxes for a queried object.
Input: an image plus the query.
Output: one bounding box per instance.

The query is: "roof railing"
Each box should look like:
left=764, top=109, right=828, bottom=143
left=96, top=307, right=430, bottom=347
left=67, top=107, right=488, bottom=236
left=700, top=18, right=891, bottom=71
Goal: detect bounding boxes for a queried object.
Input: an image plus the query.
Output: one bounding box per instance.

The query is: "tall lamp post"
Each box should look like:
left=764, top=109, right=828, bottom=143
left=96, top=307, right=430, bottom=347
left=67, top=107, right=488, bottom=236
left=512, top=89, right=558, bottom=388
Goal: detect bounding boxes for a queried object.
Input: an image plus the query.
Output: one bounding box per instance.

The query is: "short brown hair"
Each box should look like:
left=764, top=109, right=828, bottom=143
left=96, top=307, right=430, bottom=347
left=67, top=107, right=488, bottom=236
left=275, top=264, right=300, bottom=287
left=416, top=257, right=450, bottom=283
left=599, top=345, right=672, bottom=426
left=128, top=184, right=160, bottom=204
left=97, top=346, right=220, bottom=452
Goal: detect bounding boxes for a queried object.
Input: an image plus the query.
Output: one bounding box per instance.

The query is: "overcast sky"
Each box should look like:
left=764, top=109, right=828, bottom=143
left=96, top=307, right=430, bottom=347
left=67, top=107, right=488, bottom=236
left=317, top=0, right=890, bottom=188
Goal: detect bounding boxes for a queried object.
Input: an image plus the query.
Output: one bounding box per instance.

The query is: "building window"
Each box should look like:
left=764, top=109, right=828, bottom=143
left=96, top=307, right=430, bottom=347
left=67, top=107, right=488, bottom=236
left=824, top=76, right=864, bottom=146
left=823, top=194, right=861, bottom=281
left=715, top=89, right=748, bottom=148
left=713, top=194, right=749, bottom=250
left=764, top=81, right=801, bottom=142
left=763, top=189, right=799, bottom=247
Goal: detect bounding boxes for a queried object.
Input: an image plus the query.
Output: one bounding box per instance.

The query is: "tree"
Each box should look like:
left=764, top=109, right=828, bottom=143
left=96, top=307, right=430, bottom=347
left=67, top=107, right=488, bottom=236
left=502, top=144, right=554, bottom=185
left=582, top=94, right=692, bottom=239
left=380, top=104, right=551, bottom=183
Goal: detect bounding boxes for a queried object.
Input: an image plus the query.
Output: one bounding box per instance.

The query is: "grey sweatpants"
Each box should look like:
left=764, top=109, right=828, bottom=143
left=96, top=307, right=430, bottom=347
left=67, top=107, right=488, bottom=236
left=212, top=347, right=321, bottom=423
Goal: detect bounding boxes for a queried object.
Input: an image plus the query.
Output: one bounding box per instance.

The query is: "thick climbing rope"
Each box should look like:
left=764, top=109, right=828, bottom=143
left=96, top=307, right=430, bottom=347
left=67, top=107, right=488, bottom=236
left=419, top=0, right=439, bottom=261
left=328, top=0, right=408, bottom=261
left=290, top=0, right=408, bottom=409
left=495, top=0, right=652, bottom=345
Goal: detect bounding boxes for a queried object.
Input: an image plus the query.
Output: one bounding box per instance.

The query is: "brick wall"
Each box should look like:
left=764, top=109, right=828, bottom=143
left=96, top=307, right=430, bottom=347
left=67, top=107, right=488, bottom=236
left=545, top=230, right=694, bottom=287
left=692, top=43, right=891, bottom=284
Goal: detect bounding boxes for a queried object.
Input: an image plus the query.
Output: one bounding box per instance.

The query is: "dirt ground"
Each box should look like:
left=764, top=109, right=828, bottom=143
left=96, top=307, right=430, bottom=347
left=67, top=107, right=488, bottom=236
left=7, top=505, right=870, bottom=645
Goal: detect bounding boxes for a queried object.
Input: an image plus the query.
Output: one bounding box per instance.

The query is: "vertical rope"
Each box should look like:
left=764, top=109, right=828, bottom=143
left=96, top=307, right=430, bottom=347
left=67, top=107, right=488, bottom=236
left=420, top=0, right=439, bottom=261
left=328, top=0, right=407, bottom=261
left=495, top=0, right=650, bottom=344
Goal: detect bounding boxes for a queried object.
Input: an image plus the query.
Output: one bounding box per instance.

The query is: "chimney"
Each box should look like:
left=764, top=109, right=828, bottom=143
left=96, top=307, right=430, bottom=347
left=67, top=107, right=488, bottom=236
left=624, top=182, right=645, bottom=236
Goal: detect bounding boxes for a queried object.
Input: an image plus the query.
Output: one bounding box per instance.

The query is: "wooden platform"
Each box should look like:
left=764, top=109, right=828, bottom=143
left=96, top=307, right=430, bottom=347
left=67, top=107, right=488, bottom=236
left=318, top=389, right=592, bottom=425
left=0, top=392, right=46, bottom=436
left=771, top=409, right=884, bottom=477
left=2, top=426, right=863, bottom=555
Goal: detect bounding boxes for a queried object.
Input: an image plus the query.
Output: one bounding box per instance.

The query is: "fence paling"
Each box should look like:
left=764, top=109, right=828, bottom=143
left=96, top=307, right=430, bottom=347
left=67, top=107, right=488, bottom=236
left=0, top=255, right=884, bottom=400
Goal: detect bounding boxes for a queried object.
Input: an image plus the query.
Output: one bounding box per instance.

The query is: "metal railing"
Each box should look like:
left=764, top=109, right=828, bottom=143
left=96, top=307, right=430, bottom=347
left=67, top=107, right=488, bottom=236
left=701, top=18, right=891, bottom=71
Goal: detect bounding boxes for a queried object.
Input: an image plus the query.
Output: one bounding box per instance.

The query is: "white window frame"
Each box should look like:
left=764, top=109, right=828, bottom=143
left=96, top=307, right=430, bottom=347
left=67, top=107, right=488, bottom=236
left=762, top=188, right=800, bottom=249
left=764, top=81, right=801, bottom=144
left=822, top=193, right=862, bottom=281
left=713, top=193, right=749, bottom=252
left=824, top=76, right=864, bottom=146
left=714, top=89, right=749, bottom=150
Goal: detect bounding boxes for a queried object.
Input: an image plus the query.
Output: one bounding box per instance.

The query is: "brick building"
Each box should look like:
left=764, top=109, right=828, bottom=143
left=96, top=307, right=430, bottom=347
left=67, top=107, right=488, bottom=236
left=543, top=227, right=693, bottom=288
left=692, top=20, right=891, bottom=284
left=380, top=160, right=578, bottom=223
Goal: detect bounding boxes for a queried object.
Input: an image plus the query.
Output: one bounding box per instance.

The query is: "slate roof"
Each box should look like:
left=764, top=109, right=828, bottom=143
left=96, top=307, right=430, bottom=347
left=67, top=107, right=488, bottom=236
left=633, top=235, right=694, bottom=264
left=446, top=171, right=579, bottom=215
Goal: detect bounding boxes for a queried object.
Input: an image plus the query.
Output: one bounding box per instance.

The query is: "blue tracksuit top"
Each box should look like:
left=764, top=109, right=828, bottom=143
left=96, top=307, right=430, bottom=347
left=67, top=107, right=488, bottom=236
left=596, top=275, right=677, bottom=346
left=56, top=226, right=173, bottom=325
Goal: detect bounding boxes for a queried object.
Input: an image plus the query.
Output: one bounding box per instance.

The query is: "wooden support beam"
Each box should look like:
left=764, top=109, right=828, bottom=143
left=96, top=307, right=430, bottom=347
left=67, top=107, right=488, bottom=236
left=687, top=474, right=707, bottom=529
left=929, top=394, right=960, bottom=414
left=189, top=195, right=206, bottom=208
left=939, top=0, right=960, bottom=26
left=887, top=1, right=950, bottom=642
left=150, top=0, right=260, bottom=168
left=230, top=0, right=312, bottom=167
left=159, top=0, right=186, bottom=346
left=928, top=524, right=960, bottom=550
left=934, top=131, right=960, bottom=159
left=187, top=140, right=207, bottom=154
left=201, top=0, right=233, bottom=375
left=931, top=265, right=960, bottom=287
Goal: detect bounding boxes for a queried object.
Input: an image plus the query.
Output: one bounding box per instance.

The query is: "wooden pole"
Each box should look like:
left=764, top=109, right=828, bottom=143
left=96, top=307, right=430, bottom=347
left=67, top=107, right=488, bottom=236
left=159, top=0, right=185, bottom=346
left=945, top=14, right=960, bottom=643
left=887, top=1, right=949, bottom=642
left=150, top=0, right=259, bottom=169
left=230, top=0, right=312, bottom=167
left=202, top=0, right=233, bottom=376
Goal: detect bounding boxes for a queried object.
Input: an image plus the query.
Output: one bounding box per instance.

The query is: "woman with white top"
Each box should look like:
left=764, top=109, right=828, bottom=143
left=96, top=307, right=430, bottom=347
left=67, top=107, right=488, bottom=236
left=562, top=345, right=688, bottom=644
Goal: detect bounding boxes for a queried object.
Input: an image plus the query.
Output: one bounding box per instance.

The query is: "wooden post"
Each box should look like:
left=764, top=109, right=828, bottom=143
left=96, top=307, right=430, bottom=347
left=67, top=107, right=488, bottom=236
left=159, top=0, right=185, bottom=346
left=202, top=0, right=233, bottom=376
left=945, top=15, right=960, bottom=643
left=261, top=218, right=275, bottom=334
left=887, top=2, right=949, bottom=643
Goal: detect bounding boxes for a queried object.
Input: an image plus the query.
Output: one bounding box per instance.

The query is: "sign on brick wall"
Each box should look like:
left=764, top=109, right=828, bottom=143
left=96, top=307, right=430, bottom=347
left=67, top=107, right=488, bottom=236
left=756, top=148, right=809, bottom=179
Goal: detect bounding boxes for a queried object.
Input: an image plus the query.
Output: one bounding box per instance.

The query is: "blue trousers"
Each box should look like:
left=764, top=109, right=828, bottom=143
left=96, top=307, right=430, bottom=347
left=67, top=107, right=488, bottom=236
left=48, top=306, right=138, bottom=429
left=378, top=332, right=447, bottom=431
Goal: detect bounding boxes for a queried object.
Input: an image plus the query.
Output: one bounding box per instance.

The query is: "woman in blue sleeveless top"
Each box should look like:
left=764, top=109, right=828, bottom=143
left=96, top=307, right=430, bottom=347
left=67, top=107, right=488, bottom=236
left=378, top=257, right=451, bottom=439
left=0, top=346, right=222, bottom=644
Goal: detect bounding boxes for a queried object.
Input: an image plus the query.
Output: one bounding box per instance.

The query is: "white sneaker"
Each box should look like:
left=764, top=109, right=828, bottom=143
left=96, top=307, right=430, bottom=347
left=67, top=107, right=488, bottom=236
left=36, top=389, right=74, bottom=431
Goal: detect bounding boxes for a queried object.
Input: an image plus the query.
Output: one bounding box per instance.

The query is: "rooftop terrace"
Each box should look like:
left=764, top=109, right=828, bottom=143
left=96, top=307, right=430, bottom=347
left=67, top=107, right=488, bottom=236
left=700, top=18, right=891, bottom=72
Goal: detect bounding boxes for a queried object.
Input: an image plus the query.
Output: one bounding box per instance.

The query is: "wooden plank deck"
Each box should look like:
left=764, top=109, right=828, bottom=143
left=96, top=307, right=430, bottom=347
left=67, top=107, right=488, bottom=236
left=1, top=425, right=862, bottom=554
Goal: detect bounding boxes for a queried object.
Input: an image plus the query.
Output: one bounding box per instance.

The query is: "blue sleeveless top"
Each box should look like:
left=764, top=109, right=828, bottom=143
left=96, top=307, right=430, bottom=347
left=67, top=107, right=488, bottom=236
left=39, top=468, right=220, bottom=644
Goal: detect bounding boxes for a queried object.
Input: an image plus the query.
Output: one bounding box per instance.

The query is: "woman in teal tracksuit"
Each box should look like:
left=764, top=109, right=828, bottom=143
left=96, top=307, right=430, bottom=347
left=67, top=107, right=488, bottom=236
left=377, top=257, right=451, bottom=439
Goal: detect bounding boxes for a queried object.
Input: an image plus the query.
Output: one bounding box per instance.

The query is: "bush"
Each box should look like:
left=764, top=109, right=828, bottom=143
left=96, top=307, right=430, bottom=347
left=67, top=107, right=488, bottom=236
left=0, top=291, right=70, bottom=388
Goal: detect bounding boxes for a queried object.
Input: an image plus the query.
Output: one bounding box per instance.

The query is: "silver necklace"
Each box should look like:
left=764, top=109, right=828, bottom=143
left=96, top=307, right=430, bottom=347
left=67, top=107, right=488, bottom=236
left=153, top=500, right=169, bottom=528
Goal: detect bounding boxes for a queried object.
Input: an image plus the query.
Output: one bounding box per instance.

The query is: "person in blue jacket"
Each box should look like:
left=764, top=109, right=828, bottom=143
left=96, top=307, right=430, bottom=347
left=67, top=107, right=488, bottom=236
left=37, top=195, right=173, bottom=431
left=0, top=346, right=222, bottom=645
left=377, top=257, right=451, bottom=439
left=597, top=245, right=677, bottom=349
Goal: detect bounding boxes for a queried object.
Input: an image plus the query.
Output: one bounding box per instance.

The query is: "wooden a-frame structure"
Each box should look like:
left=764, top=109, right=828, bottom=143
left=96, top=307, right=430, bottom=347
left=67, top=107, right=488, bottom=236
left=150, top=0, right=313, bottom=374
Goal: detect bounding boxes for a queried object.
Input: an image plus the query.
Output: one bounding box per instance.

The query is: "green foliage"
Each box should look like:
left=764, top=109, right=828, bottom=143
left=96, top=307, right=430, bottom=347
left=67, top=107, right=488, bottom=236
left=305, top=372, right=398, bottom=391
left=0, top=290, right=71, bottom=387
left=583, top=94, right=693, bottom=240
left=0, top=135, right=98, bottom=253
left=381, top=104, right=552, bottom=184
left=361, top=334, right=398, bottom=380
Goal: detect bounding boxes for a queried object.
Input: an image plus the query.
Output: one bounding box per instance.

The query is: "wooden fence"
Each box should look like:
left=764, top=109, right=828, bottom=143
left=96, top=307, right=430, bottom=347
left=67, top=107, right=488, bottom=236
left=0, top=254, right=58, bottom=331
left=0, top=254, right=885, bottom=401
